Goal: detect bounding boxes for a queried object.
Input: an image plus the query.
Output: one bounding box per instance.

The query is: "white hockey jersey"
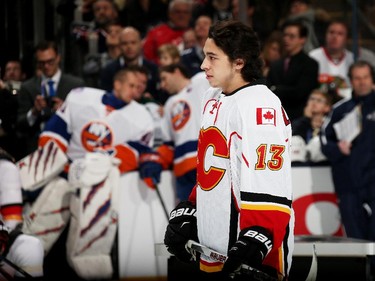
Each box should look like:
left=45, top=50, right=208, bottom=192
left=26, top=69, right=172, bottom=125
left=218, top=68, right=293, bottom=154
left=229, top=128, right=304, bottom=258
left=39, top=87, right=155, bottom=173
left=192, top=84, right=294, bottom=277
left=159, top=72, right=210, bottom=177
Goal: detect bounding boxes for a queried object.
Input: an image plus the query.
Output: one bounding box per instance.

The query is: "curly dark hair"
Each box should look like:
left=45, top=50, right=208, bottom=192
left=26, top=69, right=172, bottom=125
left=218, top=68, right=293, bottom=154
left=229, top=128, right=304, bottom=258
left=208, top=20, right=263, bottom=82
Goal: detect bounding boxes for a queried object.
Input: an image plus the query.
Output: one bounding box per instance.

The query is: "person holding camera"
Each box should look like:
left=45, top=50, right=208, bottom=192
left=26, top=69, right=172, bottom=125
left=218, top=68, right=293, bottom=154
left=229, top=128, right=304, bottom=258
left=17, top=41, right=85, bottom=158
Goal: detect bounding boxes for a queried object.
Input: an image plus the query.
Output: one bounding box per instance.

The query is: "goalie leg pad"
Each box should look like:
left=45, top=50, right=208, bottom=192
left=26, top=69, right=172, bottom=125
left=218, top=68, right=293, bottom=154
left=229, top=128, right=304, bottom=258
left=22, top=177, right=72, bottom=253
left=66, top=165, right=120, bottom=279
left=16, top=140, right=68, bottom=191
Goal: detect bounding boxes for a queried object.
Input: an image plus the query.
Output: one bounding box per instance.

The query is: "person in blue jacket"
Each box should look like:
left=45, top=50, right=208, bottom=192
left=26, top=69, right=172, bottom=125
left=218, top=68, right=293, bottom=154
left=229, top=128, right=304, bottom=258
left=320, top=60, right=375, bottom=276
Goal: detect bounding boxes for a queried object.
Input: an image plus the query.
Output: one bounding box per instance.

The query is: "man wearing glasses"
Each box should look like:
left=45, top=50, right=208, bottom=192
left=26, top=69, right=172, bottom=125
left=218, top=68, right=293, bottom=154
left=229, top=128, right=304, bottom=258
left=17, top=41, right=85, bottom=158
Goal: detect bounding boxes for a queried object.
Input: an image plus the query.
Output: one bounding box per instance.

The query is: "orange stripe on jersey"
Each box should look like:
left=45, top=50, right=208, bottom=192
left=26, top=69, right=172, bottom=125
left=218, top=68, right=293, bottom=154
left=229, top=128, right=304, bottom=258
left=1, top=205, right=23, bottom=222
left=39, top=136, right=68, bottom=153
left=157, top=144, right=174, bottom=169
left=174, top=157, right=197, bottom=177
left=241, top=203, right=291, bottom=215
left=114, top=144, right=138, bottom=173
left=199, top=259, right=223, bottom=273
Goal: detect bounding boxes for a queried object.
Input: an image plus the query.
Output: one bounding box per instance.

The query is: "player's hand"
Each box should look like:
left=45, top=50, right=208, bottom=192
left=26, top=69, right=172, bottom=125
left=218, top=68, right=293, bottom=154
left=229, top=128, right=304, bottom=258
left=164, top=200, right=198, bottom=263
left=139, top=152, right=163, bottom=188
left=0, top=222, right=10, bottom=255
left=223, top=226, right=273, bottom=276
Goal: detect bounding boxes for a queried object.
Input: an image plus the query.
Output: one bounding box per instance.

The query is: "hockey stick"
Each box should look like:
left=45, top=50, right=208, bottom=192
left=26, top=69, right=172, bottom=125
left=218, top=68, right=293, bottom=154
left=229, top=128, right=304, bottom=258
left=0, top=254, right=33, bottom=278
left=185, top=240, right=278, bottom=281
left=153, top=179, right=169, bottom=221
left=305, top=244, right=318, bottom=281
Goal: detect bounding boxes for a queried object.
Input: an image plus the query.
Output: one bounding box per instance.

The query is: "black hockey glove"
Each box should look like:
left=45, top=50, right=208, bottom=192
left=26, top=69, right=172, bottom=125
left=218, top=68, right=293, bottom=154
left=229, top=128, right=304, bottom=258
left=164, top=200, right=198, bottom=263
left=223, top=226, right=273, bottom=276
left=0, top=221, right=10, bottom=255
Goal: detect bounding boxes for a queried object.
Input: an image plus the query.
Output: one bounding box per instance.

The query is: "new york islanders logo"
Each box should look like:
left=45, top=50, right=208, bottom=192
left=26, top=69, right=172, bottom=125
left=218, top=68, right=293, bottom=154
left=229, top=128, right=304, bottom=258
left=171, top=100, right=191, bottom=131
left=81, top=121, right=113, bottom=151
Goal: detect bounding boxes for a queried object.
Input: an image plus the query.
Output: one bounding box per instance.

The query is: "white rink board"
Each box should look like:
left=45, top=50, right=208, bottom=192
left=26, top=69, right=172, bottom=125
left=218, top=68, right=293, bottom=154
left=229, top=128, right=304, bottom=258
left=291, top=165, right=344, bottom=236
left=118, top=171, right=176, bottom=279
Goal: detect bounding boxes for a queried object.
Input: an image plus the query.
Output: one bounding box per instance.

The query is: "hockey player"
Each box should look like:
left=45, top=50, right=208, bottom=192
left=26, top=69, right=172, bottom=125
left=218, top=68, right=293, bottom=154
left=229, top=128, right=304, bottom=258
left=164, top=20, right=294, bottom=280
left=0, top=147, right=44, bottom=279
left=156, top=63, right=210, bottom=202
left=20, top=67, right=159, bottom=279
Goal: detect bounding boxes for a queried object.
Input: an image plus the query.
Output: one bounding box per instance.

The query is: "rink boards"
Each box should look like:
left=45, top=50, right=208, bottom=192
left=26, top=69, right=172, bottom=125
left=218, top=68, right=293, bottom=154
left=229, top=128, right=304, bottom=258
left=117, top=165, right=344, bottom=279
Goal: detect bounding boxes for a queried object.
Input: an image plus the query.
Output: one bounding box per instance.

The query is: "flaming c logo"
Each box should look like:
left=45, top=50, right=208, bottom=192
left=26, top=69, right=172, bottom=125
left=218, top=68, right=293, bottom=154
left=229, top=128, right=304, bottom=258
left=171, top=100, right=191, bottom=131
left=81, top=121, right=113, bottom=151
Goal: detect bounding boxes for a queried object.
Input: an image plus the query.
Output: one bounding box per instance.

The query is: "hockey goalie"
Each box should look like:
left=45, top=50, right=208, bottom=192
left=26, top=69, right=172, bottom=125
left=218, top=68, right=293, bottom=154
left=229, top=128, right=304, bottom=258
left=17, top=68, right=163, bottom=279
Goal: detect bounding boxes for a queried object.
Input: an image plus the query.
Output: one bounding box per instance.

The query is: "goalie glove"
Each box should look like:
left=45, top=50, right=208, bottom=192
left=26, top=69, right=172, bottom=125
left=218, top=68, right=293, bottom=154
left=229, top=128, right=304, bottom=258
left=164, top=201, right=198, bottom=263
left=223, top=226, right=273, bottom=276
left=139, top=152, right=163, bottom=188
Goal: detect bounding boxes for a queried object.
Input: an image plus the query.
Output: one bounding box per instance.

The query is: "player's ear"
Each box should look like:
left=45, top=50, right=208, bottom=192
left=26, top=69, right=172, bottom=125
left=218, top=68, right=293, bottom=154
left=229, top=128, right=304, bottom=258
left=234, top=58, right=244, bottom=70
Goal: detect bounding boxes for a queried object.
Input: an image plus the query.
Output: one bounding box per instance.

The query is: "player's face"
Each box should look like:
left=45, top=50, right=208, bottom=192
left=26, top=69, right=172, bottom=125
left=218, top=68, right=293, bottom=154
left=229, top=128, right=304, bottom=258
left=159, top=71, right=178, bottom=94
left=201, top=38, right=239, bottom=93
left=350, top=65, right=374, bottom=97
left=133, top=72, right=148, bottom=100
left=115, top=72, right=139, bottom=103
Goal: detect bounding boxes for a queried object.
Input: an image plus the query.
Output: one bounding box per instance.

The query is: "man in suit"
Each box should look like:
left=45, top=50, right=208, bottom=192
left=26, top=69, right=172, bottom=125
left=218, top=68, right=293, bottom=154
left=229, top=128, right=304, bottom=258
left=17, top=41, right=85, bottom=157
left=267, top=20, right=319, bottom=121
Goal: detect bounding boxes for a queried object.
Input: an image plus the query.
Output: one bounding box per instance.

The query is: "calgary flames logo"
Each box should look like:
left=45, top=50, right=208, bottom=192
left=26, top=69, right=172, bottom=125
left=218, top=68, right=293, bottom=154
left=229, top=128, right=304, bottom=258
left=171, top=100, right=191, bottom=131
left=81, top=121, right=113, bottom=151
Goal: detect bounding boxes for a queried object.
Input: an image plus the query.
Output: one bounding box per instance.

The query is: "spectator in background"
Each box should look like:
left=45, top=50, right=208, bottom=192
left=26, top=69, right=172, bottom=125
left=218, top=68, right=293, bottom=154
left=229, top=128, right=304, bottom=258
left=158, top=44, right=181, bottom=67
left=309, top=20, right=354, bottom=99
left=181, top=14, right=212, bottom=76
left=320, top=61, right=375, bottom=275
left=267, top=20, right=319, bottom=121
left=291, top=89, right=333, bottom=163
left=143, top=0, right=193, bottom=64
left=99, top=26, right=166, bottom=103
left=192, top=0, right=234, bottom=23
left=0, top=60, right=26, bottom=160
left=121, top=0, right=169, bottom=38
left=0, top=60, right=26, bottom=92
left=70, top=0, right=119, bottom=76
left=280, top=0, right=331, bottom=53
left=17, top=41, right=85, bottom=158
left=182, top=29, right=197, bottom=50
left=83, top=20, right=123, bottom=87
left=260, top=31, right=284, bottom=78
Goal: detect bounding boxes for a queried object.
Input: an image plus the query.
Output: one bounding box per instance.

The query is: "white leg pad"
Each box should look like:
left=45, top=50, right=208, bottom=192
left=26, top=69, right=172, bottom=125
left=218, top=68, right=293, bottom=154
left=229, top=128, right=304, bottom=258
left=66, top=166, right=120, bottom=279
left=22, top=177, right=72, bottom=253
